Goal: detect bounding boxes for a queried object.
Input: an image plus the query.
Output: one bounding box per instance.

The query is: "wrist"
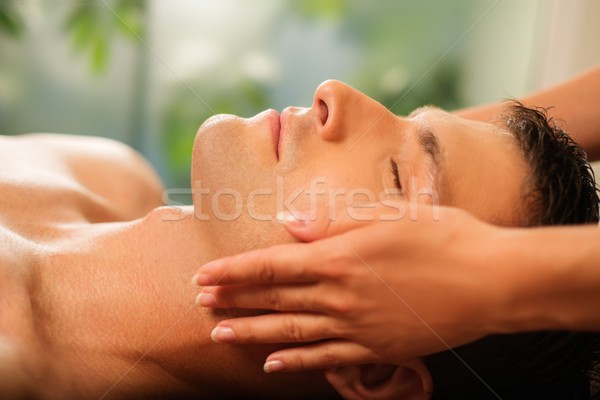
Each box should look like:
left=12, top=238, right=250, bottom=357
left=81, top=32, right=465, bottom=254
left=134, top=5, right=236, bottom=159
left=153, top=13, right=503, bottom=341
left=482, top=227, right=558, bottom=335
left=487, top=226, right=599, bottom=334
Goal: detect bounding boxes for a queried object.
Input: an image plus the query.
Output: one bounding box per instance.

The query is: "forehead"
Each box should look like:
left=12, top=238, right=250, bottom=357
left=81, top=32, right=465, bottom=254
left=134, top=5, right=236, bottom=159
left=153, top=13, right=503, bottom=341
left=409, top=107, right=530, bottom=226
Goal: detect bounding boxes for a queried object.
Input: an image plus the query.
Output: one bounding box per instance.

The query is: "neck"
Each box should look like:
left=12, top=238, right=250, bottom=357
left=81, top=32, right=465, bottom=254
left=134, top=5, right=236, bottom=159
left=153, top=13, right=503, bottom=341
left=42, top=206, right=334, bottom=399
left=43, top=206, right=219, bottom=398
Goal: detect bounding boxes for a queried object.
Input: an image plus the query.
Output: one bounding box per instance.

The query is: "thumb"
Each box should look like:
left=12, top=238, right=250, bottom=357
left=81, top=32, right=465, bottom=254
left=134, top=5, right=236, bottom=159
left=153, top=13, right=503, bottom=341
left=279, top=200, right=409, bottom=242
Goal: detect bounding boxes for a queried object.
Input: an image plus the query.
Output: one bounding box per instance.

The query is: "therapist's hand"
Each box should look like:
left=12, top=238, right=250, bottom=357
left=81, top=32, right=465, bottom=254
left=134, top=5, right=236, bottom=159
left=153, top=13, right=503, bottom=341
left=194, top=202, right=515, bottom=372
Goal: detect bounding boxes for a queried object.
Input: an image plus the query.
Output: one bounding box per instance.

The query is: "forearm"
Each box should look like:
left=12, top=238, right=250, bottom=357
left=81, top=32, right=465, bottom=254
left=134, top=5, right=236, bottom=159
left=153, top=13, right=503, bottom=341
left=495, top=225, right=600, bottom=334
left=456, top=66, right=600, bottom=161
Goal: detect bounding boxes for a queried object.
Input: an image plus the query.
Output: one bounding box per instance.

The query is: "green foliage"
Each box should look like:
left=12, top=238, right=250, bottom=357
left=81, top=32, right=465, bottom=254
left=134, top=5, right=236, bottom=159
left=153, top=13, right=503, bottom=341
left=293, top=0, right=348, bottom=20
left=381, top=61, right=464, bottom=116
left=63, top=0, right=145, bottom=74
left=337, top=1, right=470, bottom=116
left=0, top=0, right=472, bottom=188
left=0, top=1, right=24, bottom=37
left=162, top=80, right=270, bottom=187
left=114, top=0, right=144, bottom=39
left=162, top=96, right=202, bottom=180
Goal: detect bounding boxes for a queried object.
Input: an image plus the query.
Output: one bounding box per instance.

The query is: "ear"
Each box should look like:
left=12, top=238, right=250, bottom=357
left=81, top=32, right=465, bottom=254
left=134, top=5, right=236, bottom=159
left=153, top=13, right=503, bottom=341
left=325, top=360, right=433, bottom=400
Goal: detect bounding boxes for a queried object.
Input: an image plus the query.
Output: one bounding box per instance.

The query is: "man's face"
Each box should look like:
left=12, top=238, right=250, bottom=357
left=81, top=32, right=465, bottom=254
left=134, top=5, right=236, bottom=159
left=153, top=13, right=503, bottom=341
left=192, top=80, right=528, bottom=254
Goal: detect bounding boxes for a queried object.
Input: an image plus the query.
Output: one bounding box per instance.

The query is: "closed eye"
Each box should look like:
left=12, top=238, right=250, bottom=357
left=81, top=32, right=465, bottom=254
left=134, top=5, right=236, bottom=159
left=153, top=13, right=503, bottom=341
left=390, top=158, right=402, bottom=191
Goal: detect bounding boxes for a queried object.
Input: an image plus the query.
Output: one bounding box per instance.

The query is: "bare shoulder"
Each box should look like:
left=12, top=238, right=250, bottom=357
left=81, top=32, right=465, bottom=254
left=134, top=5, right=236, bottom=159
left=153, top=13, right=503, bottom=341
left=0, top=336, right=39, bottom=399
left=0, top=253, right=44, bottom=397
left=15, top=133, right=165, bottom=220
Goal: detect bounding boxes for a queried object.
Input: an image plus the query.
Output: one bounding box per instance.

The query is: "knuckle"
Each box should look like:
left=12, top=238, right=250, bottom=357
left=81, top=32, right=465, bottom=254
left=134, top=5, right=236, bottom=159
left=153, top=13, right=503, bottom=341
left=326, top=321, right=347, bottom=339
left=305, top=291, right=325, bottom=312
left=315, top=241, right=352, bottom=280
left=282, top=316, right=305, bottom=342
left=288, top=352, right=308, bottom=372
left=320, top=346, right=341, bottom=368
left=326, top=295, right=353, bottom=315
left=263, top=289, right=282, bottom=310
left=256, top=261, right=276, bottom=282
left=214, top=287, right=234, bottom=307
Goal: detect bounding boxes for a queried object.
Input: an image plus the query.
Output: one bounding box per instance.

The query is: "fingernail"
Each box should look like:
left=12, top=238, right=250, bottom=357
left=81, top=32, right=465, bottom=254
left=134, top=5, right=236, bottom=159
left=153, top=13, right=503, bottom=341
left=211, top=326, right=236, bottom=343
left=276, top=211, right=307, bottom=229
left=263, top=360, right=285, bottom=373
left=195, top=293, right=217, bottom=307
left=191, top=274, right=200, bottom=285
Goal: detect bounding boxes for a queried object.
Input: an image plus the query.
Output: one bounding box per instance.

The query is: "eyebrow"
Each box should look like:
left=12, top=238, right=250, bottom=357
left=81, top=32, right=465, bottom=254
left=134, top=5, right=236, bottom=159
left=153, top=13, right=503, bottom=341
left=414, top=122, right=443, bottom=199
left=417, top=128, right=441, bottom=169
left=406, top=105, right=444, bottom=199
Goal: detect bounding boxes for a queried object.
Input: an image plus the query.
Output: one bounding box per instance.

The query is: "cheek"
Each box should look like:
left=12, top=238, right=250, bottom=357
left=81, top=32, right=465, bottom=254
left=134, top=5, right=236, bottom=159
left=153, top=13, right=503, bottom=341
left=276, top=159, right=384, bottom=217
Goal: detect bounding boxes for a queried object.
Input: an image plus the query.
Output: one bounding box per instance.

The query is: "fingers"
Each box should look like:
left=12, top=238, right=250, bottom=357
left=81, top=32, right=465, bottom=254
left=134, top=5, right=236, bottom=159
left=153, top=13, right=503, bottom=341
left=194, top=201, right=414, bottom=286
left=211, top=312, right=381, bottom=372
left=193, top=242, right=326, bottom=286
left=197, top=283, right=326, bottom=312
left=281, top=200, right=408, bottom=242
left=263, top=341, right=380, bottom=373
left=209, top=313, right=339, bottom=345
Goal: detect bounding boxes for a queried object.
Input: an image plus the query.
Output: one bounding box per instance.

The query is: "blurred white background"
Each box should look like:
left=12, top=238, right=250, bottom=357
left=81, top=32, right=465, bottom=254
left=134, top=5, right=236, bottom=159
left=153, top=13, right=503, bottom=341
left=0, top=0, right=598, bottom=190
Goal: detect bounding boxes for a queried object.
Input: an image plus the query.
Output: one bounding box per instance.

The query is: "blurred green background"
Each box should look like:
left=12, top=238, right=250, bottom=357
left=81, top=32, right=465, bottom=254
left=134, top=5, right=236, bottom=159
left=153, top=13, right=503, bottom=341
left=0, top=0, right=557, bottom=196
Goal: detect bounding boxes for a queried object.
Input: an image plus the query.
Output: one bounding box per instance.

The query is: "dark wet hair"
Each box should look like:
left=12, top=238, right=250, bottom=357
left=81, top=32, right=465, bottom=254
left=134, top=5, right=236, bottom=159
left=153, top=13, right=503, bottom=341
left=424, top=102, right=600, bottom=400
left=509, top=102, right=600, bottom=226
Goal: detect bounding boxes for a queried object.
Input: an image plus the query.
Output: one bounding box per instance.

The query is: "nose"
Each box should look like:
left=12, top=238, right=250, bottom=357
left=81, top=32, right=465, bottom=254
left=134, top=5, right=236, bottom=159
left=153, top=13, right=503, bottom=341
left=312, top=80, right=349, bottom=142
left=312, top=80, right=390, bottom=142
